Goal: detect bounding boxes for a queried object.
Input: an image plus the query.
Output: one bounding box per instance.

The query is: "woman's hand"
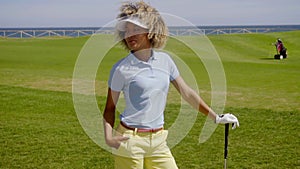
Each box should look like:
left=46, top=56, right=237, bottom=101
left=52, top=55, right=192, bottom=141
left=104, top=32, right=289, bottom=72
left=105, top=135, right=130, bottom=149
left=215, top=113, right=240, bottom=129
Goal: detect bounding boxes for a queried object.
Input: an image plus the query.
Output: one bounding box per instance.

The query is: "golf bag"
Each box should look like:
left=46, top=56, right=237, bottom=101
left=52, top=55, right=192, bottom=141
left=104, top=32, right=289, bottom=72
left=274, top=48, right=287, bottom=59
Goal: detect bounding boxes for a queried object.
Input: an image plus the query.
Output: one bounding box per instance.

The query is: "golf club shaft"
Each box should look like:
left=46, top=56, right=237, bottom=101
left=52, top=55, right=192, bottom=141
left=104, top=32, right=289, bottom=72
left=275, top=45, right=279, bottom=55
left=224, top=123, right=229, bottom=169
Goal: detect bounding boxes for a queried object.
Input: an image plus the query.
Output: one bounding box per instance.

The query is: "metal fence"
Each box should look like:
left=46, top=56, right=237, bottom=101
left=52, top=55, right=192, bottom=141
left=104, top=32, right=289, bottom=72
left=0, top=26, right=299, bottom=38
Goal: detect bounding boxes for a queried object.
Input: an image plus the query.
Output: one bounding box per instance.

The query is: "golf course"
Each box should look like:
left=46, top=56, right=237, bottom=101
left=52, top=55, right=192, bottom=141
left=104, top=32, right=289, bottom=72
left=0, top=30, right=299, bottom=168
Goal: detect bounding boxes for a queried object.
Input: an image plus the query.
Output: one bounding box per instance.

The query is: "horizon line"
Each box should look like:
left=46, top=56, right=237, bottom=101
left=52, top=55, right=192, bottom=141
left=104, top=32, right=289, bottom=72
left=1, top=24, right=300, bottom=29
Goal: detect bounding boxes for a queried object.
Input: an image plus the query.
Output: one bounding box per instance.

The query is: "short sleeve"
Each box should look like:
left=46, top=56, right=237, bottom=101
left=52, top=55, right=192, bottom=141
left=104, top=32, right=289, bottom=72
left=108, top=63, right=125, bottom=92
left=167, top=55, right=180, bottom=81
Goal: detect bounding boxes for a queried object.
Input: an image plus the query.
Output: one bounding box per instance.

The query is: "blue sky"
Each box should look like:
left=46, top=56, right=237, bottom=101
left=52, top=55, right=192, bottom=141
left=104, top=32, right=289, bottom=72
left=1, top=0, right=299, bottom=27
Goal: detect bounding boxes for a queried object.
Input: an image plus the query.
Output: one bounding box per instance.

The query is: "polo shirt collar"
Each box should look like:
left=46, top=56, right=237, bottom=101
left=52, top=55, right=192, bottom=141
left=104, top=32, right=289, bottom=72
left=129, top=49, right=156, bottom=65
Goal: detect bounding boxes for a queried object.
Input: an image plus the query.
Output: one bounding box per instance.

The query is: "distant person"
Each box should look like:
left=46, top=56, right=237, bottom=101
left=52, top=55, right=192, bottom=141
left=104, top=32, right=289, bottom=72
left=274, top=38, right=287, bottom=58
left=103, top=1, right=239, bottom=169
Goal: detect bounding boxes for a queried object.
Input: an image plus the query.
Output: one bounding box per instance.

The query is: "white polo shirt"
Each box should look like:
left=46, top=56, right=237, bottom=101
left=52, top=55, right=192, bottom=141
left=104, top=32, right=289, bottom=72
left=108, top=50, right=180, bottom=129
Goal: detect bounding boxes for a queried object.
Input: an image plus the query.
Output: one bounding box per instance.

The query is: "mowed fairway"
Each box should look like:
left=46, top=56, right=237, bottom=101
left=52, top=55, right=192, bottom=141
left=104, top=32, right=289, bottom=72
left=0, top=31, right=299, bottom=168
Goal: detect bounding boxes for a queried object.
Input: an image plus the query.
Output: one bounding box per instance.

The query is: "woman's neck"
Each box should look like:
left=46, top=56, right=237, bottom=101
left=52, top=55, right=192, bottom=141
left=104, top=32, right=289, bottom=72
left=132, top=48, right=152, bottom=62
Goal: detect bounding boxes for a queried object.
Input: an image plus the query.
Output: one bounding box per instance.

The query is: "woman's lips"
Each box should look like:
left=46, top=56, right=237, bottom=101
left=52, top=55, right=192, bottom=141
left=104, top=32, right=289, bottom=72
left=128, top=39, right=137, bottom=46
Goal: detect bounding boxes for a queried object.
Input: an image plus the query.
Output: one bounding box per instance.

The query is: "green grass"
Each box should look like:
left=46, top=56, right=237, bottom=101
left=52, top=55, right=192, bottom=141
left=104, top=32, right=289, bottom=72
left=1, top=31, right=300, bottom=168
left=0, top=85, right=113, bottom=168
left=209, top=32, right=300, bottom=112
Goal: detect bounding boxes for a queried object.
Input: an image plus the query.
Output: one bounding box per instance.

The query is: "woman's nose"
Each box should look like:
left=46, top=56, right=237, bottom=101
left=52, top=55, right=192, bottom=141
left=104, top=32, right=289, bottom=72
left=125, top=30, right=136, bottom=38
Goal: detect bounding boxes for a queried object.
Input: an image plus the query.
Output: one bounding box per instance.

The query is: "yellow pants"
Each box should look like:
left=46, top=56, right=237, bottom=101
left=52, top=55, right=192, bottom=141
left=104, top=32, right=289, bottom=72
left=112, top=124, right=178, bottom=169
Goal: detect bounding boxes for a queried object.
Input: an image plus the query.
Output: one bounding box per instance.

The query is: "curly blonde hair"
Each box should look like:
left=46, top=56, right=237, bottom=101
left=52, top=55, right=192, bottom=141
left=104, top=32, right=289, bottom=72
left=116, top=1, right=168, bottom=50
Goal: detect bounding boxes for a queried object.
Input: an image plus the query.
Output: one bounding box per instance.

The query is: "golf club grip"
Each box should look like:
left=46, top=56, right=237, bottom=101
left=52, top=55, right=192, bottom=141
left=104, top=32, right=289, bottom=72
left=224, top=123, right=229, bottom=160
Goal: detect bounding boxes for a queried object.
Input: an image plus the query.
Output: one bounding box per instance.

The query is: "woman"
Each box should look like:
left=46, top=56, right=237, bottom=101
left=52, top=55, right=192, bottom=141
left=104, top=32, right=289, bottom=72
left=275, top=38, right=287, bottom=58
left=103, top=1, right=239, bottom=169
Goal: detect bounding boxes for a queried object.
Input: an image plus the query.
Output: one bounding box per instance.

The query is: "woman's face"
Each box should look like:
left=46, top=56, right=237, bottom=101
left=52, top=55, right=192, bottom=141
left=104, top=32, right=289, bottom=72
left=124, top=22, right=151, bottom=52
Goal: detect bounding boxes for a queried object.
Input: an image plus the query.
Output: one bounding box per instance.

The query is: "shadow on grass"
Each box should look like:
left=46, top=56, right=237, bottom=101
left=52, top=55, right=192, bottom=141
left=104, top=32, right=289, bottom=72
left=260, top=57, right=275, bottom=60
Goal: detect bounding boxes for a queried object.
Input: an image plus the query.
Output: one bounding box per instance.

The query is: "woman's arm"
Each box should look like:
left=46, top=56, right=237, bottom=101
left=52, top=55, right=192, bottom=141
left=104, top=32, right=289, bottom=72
left=171, top=76, right=239, bottom=128
left=171, top=76, right=217, bottom=120
left=103, top=88, right=128, bottom=148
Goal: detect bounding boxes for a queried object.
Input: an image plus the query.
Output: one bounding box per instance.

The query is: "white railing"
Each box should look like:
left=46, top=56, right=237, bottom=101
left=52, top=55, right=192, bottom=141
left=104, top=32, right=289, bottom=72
left=0, top=26, right=298, bottom=38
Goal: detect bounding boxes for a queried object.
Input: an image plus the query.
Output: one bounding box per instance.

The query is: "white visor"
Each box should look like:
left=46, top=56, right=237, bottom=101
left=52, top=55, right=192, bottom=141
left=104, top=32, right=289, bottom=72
left=116, top=17, right=148, bottom=31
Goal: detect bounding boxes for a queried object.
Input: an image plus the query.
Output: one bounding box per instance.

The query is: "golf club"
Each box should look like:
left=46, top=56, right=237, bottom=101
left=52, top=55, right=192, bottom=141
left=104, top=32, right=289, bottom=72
left=224, top=123, right=229, bottom=169
left=274, top=43, right=279, bottom=55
